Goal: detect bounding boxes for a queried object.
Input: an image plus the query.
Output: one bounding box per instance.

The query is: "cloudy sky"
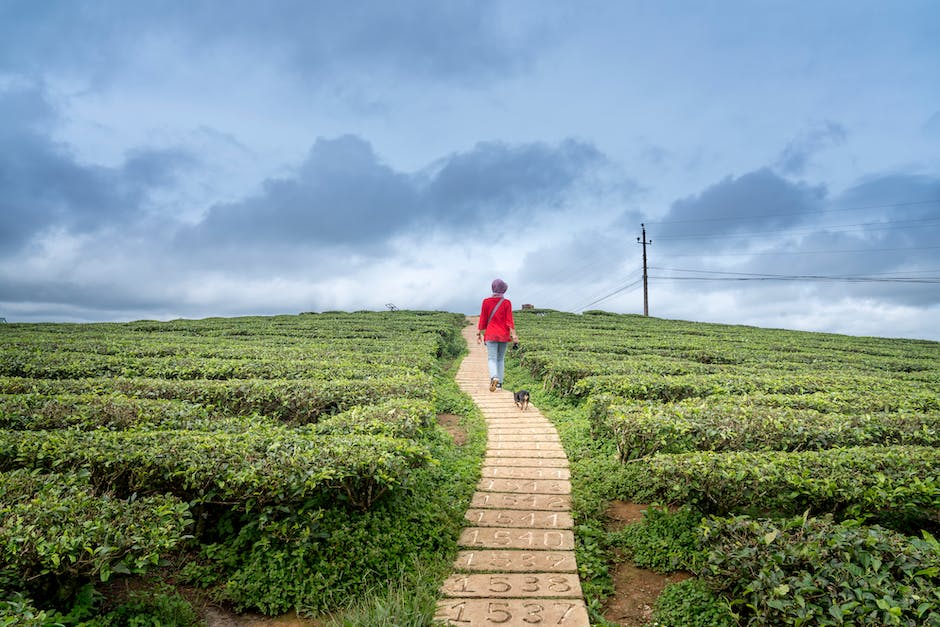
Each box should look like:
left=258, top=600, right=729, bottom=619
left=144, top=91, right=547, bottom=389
left=2, top=1, right=939, bottom=340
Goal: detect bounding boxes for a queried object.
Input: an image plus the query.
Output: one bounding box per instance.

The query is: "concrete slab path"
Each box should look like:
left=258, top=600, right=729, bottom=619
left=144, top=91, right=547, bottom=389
left=434, top=321, right=590, bottom=626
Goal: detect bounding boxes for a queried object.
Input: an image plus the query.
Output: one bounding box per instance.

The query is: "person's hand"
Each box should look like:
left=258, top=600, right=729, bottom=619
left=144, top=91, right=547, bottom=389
left=477, top=332, right=484, bottom=344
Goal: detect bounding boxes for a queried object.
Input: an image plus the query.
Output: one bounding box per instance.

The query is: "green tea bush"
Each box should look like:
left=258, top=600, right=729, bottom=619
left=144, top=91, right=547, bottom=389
left=0, top=427, right=433, bottom=511
left=0, top=392, right=212, bottom=431
left=574, top=372, right=938, bottom=412
left=614, top=445, right=940, bottom=525
left=86, top=583, right=199, bottom=627
left=0, top=469, right=192, bottom=596
left=0, top=592, right=53, bottom=627
left=312, top=398, right=435, bottom=439
left=0, top=374, right=434, bottom=423
left=605, top=399, right=940, bottom=460
left=190, top=418, right=486, bottom=616
left=700, top=514, right=940, bottom=626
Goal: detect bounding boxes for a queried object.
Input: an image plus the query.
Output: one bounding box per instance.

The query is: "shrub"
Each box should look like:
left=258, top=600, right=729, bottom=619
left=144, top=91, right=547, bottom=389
left=0, top=469, right=191, bottom=602
left=608, top=507, right=704, bottom=573
left=651, top=578, right=735, bottom=627
left=605, top=399, right=940, bottom=460
left=0, top=426, right=433, bottom=511
left=700, top=514, right=940, bottom=626
left=87, top=583, right=198, bottom=627
left=613, top=445, right=940, bottom=526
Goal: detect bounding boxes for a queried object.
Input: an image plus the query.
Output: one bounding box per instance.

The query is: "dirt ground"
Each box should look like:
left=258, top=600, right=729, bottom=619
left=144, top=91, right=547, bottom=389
left=437, top=412, right=468, bottom=445
left=601, top=501, right=690, bottom=627
left=201, top=607, right=324, bottom=627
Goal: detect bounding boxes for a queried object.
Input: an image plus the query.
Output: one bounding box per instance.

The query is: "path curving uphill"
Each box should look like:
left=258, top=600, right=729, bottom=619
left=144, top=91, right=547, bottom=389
left=434, top=321, right=590, bottom=626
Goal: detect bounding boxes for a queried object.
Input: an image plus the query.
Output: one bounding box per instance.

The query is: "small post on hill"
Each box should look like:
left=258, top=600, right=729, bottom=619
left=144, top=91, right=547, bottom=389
left=637, top=224, right=651, bottom=316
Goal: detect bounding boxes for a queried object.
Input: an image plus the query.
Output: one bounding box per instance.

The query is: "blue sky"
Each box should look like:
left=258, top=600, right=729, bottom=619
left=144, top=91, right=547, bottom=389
left=1, top=1, right=938, bottom=339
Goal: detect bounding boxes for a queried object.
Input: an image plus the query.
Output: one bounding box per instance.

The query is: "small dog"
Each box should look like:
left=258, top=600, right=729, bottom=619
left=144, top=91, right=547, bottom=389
left=513, top=390, right=530, bottom=411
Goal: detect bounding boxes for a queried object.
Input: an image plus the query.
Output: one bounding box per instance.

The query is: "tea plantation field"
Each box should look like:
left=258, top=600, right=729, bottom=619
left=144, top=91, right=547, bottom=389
left=3, top=309, right=938, bottom=626
left=0, top=312, right=485, bottom=625
left=508, top=310, right=940, bottom=626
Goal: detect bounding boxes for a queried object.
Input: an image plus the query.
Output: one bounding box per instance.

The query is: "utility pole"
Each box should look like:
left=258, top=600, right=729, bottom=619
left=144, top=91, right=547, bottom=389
left=637, top=224, right=651, bottom=316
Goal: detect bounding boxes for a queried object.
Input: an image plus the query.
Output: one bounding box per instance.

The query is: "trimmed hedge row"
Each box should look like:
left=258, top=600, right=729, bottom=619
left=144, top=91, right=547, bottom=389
left=0, top=425, right=433, bottom=511
left=0, top=351, right=429, bottom=381
left=0, top=393, right=437, bottom=437
left=312, top=398, right=436, bottom=440
left=613, top=445, right=940, bottom=523
left=572, top=372, right=939, bottom=413
left=512, top=310, right=939, bottom=379
left=0, top=374, right=433, bottom=423
left=601, top=398, right=940, bottom=460
left=0, top=392, right=212, bottom=431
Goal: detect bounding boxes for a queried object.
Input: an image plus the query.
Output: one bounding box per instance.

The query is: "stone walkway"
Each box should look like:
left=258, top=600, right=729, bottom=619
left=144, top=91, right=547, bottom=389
left=434, top=322, right=590, bottom=626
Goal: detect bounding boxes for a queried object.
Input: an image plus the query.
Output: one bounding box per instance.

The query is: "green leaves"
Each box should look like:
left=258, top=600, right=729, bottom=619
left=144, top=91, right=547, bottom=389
left=0, top=311, right=472, bottom=620
left=700, top=515, right=940, bottom=626
left=612, top=445, right=940, bottom=523
left=604, top=399, right=940, bottom=461
left=0, top=469, right=192, bottom=585
left=510, top=309, right=940, bottom=626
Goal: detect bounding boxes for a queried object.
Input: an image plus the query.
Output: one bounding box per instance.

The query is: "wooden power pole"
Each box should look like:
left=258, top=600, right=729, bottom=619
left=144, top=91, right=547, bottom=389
left=637, top=224, right=651, bottom=316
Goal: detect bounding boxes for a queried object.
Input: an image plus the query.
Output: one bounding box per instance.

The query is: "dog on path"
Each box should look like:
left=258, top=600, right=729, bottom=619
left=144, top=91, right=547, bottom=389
left=513, top=390, right=530, bottom=411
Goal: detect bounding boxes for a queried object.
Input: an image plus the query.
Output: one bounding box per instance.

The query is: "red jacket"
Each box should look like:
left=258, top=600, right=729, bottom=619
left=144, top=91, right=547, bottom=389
left=478, top=296, right=515, bottom=342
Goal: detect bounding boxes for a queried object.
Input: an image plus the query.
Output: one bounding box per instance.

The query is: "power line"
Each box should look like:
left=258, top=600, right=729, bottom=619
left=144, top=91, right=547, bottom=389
left=653, top=217, right=940, bottom=242
left=655, top=276, right=940, bottom=283
left=650, top=267, right=940, bottom=284
left=575, top=276, right=644, bottom=312
left=644, top=199, right=940, bottom=227
left=653, top=266, right=940, bottom=277
left=669, top=245, right=940, bottom=258
left=563, top=267, right=643, bottom=312
left=523, top=245, right=629, bottom=309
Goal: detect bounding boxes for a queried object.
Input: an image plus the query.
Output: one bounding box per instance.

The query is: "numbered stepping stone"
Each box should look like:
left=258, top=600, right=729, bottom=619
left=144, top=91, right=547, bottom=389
left=453, top=550, right=578, bottom=572
left=477, top=478, right=571, bottom=495
left=470, top=492, right=571, bottom=511
left=434, top=599, right=589, bottom=626
left=485, top=448, right=568, bottom=458
left=458, top=528, right=575, bottom=551
left=482, top=456, right=569, bottom=468
left=464, top=509, right=574, bottom=529
left=441, top=573, right=582, bottom=598
left=481, top=466, right=571, bottom=480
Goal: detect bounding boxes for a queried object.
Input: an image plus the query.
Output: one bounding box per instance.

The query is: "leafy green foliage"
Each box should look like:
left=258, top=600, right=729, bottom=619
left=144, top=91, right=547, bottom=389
left=0, top=592, right=54, bottom=627
left=608, top=507, right=704, bottom=573
left=509, top=309, right=940, bottom=625
left=651, top=578, right=735, bottom=627
left=86, top=583, right=199, bottom=627
left=700, top=515, right=940, bottom=626
left=605, top=399, right=940, bottom=460
left=191, top=410, right=486, bottom=616
left=613, top=445, right=940, bottom=525
left=0, top=311, right=478, bottom=622
left=0, top=426, right=433, bottom=511
left=0, top=375, right=435, bottom=424
left=0, top=469, right=191, bottom=599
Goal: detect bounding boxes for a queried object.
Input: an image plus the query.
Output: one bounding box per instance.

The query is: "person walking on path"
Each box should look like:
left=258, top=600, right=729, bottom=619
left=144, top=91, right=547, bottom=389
left=477, top=278, right=518, bottom=392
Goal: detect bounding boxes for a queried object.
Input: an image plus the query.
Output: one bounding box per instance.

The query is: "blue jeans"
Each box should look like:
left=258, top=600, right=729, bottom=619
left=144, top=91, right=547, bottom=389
left=486, top=341, right=508, bottom=382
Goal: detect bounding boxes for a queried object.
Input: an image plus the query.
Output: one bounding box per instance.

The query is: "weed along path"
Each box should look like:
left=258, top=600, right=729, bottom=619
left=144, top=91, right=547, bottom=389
left=434, top=321, right=590, bottom=627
